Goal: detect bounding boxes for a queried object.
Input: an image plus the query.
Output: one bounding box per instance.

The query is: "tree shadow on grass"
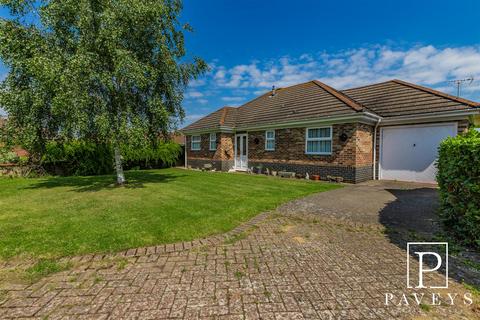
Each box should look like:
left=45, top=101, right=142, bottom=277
left=379, top=187, right=480, bottom=288
left=24, top=170, right=186, bottom=192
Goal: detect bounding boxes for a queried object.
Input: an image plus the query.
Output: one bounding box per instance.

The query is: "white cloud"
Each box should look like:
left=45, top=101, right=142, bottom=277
left=318, top=45, right=480, bottom=94
left=185, top=90, right=204, bottom=99
left=184, top=113, right=205, bottom=123
left=0, top=107, right=6, bottom=116
left=221, top=96, right=244, bottom=102
left=202, top=44, right=480, bottom=101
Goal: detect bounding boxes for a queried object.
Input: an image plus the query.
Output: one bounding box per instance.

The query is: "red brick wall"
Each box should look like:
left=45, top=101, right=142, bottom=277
left=355, top=123, right=374, bottom=166
left=247, top=123, right=373, bottom=167
left=186, top=132, right=234, bottom=161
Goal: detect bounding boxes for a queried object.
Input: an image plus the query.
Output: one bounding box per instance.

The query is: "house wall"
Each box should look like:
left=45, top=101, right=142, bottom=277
left=185, top=123, right=374, bottom=183
left=186, top=132, right=234, bottom=171
left=247, top=123, right=374, bottom=183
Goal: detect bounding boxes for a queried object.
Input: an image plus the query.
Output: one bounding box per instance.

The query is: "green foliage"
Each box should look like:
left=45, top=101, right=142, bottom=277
left=25, top=259, right=72, bottom=283
left=437, top=129, right=480, bottom=248
left=42, top=140, right=114, bottom=176
left=0, top=148, right=18, bottom=164
left=17, top=155, right=29, bottom=165
left=41, top=140, right=182, bottom=176
left=0, top=0, right=207, bottom=179
left=122, top=142, right=182, bottom=169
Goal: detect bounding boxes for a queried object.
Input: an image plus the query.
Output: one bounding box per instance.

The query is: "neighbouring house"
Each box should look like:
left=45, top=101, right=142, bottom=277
left=181, top=79, right=480, bottom=183
left=170, top=132, right=185, bottom=146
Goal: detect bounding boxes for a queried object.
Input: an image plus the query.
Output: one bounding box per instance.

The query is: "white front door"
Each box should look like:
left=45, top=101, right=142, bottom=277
left=235, top=134, right=248, bottom=170
left=379, top=123, right=457, bottom=183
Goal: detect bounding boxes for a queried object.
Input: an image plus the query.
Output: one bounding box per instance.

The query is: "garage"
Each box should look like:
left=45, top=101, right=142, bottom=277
left=379, top=123, right=457, bottom=183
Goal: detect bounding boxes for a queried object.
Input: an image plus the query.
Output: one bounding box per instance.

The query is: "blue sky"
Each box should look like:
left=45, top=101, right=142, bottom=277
left=2, top=0, right=480, bottom=123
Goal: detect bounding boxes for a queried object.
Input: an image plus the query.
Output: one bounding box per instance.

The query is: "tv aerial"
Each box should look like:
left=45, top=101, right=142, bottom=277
left=448, top=77, right=474, bottom=97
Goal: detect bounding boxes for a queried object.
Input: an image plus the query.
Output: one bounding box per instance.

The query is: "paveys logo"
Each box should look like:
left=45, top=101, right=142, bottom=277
left=385, top=241, right=474, bottom=307
left=407, top=242, right=448, bottom=289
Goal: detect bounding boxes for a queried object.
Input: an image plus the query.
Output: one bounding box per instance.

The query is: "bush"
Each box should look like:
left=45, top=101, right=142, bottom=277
left=437, top=129, right=480, bottom=248
left=121, top=142, right=182, bottom=170
left=0, top=149, right=19, bottom=164
left=41, top=140, right=182, bottom=176
left=42, top=141, right=114, bottom=176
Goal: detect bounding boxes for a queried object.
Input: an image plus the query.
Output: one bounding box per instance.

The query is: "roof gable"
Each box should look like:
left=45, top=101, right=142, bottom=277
left=182, top=106, right=237, bottom=132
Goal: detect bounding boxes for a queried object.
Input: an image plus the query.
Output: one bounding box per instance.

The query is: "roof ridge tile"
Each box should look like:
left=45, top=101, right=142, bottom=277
left=312, top=80, right=364, bottom=112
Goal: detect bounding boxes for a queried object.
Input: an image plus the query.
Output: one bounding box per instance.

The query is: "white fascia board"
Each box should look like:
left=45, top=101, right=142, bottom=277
left=380, top=109, right=480, bottom=126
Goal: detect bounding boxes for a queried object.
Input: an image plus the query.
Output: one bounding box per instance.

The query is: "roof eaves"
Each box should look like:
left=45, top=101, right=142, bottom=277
left=312, top=80, right=364, bottom=112
left=392, top=79, right=480, bottom=108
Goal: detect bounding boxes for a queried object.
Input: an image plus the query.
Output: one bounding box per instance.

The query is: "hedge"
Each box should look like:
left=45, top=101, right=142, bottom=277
left=121, top=142, right=182, bottom=170
left=42, top=141, right=114, bottom=176
left=437, top=129, right=480, bottom=248
left=42, top=140, right=182, bottom=176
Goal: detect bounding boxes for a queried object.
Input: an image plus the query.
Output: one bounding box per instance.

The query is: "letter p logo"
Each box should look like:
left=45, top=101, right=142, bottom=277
left=407, top=242, right=448, bottom=289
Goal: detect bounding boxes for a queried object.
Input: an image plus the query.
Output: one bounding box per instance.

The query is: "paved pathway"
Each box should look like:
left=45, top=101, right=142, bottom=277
left=0, top=181, right=478, bottom=319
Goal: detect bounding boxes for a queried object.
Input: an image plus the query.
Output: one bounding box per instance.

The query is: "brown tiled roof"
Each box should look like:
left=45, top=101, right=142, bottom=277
left=342, top=79, right=479, bottom=117
left=235, top=81, right=360, bottom=128
left=182, top=79, right=479, bottom=132
left=312, top=80, right=363, bottom=111
left=182, top=106, right=237, bottom=132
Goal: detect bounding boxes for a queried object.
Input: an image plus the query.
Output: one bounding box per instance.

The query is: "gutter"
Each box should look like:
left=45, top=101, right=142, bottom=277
left=180, top=109, right=479, bottom=134
left=372, top=117, right=382, bottom=180
left=184, top=135, right=187, bottom=169
left=181, top=112, right=381, bottom=135
left=379, top=109, right=479, bottom=125
left=234, top=113, right=380, bottom=132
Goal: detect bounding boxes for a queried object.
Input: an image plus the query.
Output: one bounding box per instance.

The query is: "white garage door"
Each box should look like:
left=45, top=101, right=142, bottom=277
left=379, top=123, right=457, bottom=183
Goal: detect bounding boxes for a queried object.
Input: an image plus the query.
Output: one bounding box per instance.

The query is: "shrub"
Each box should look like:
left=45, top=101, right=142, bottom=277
left=121, top=142, right=182, bottom=170
left=42, top=141, right=114, bottom=176
left=437, top=129, right=480, bottom=248
left=0, top=149, right=19, bottom=164
left=41, top=140, right=182, bottom=176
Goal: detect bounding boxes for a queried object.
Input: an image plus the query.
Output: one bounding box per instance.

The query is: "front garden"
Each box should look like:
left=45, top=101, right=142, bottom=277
left=0, top=168, right=340, bottom=262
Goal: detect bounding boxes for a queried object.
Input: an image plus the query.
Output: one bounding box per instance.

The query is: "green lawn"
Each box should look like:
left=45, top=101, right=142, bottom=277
left=0, top=168, right=340, bottom=261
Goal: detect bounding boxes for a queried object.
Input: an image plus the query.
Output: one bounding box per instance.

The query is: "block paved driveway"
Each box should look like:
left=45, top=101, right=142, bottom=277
left=0, top=181, right=478, bottom=319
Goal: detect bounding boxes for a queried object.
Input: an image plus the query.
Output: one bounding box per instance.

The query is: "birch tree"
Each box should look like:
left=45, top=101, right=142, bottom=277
left=0, top=0, right=207, bottom=184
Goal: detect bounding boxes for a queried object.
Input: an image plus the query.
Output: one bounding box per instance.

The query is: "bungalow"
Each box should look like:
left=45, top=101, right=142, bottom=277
left=181, top=79, right=480, bottom=183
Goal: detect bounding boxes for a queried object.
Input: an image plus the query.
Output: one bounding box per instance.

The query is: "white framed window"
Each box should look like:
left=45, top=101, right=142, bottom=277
left=305, top=127, right=332, bottom=155
left=209, top=133, right=217, bottom=150
left=265, top=130, right=275, bottom=151
left=191, top=135, right=201, bottom=151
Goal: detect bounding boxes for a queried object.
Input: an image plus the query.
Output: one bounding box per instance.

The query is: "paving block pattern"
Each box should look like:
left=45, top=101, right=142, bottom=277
left=0, top=183, right=478, bottom=319
left=0, top=213, right=477, bottom=319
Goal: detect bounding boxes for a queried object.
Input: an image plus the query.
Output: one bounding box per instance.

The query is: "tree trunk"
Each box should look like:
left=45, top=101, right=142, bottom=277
left=114, top=144, right=126, bottom=185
